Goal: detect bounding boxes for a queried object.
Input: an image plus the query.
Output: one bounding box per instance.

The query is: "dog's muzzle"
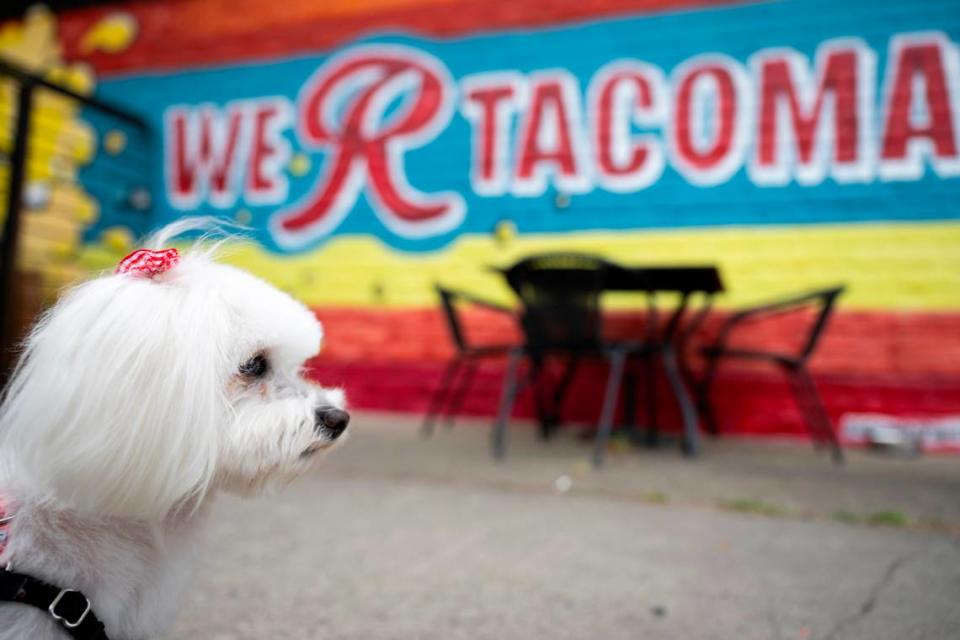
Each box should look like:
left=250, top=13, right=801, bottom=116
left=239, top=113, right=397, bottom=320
left=315, top=406, right=350, bottom=439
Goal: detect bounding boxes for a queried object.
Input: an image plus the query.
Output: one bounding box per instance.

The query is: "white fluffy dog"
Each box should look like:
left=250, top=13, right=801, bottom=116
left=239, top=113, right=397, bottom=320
left=0, top=220, right=348, bottom=639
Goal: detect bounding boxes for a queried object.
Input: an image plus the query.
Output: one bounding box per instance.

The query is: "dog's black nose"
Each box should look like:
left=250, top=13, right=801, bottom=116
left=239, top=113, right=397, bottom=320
left=315, top=407, right=350, bottom=439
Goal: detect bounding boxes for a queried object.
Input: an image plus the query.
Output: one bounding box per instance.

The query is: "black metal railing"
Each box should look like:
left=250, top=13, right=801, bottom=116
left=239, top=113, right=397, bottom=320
left=0, top=56, right=152, bottom=380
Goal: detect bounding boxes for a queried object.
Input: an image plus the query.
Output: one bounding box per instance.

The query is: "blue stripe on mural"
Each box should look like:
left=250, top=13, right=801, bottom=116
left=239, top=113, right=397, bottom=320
left=88, top=0, right=960, bottom=253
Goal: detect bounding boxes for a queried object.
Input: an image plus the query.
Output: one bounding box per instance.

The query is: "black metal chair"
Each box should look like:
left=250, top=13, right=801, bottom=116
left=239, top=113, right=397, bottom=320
left=421, top=285, right=517, bottom=435
left=694, top=285, right=846, bottom=463
left=492, top=253, right=660, bottom=467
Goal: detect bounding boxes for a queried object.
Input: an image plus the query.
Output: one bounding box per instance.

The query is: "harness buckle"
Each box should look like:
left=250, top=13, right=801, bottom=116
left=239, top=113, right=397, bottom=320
left=49, top=588, right=91, bottom=629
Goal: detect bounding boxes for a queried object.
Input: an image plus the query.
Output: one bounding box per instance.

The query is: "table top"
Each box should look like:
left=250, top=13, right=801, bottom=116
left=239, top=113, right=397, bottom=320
left=606, top=265, right=724, bottom=294
left=490, top=263, right=724, bottom=295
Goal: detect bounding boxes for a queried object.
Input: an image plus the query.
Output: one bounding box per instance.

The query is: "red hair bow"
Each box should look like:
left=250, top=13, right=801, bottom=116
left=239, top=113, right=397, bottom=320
left=116, top=248, right=181, bottom=277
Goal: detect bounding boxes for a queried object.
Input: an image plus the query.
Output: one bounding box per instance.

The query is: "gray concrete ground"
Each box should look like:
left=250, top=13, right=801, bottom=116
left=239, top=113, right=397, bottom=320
left=169, top=413, right=960, bottom=640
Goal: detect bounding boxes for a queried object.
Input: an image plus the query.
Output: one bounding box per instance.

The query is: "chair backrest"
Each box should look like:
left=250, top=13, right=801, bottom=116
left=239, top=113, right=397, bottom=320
left=718, top=285, right=847, bottom=364
left=436, top=286, right=468, bottom=352
left=797, top=286, right=846, bottom=360
left=503, top=253, right=617, bottom=353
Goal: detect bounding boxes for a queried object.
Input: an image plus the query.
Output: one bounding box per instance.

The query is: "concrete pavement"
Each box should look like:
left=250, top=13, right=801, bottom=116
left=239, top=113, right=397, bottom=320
left=168, top=414, right=960, bottom=639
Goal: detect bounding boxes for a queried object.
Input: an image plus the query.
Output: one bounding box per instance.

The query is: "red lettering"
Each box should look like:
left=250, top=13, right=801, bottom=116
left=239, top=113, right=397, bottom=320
left=596, top=69, right=654, bottom=177
left=756, top=49, right=860, bottom=167
left=168, top=106, right=244, bottom=207
left=515, top=75, right=583, bottom=189
left=881, top=41, right=957, bottom=161
left=465, top=84, right=515, bottom=184
left=276, top=47, right=462, bottom=242
left=673, top=65, right=738, bottom=170
left=248, top=104, right=279, bottom=194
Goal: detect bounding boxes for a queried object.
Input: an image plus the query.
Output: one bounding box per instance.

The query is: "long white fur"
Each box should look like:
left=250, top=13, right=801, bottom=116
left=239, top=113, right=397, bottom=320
left=0, top=219, right=346, bottom=639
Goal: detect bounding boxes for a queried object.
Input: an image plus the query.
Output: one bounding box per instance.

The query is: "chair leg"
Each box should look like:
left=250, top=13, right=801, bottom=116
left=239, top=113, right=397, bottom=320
left=790, top=366, right=844, bottom=464
left=421, top=359, right=463, bottom=436
left=663, top=344, right=701, bottom=457
left=593, top=350, right=627, bottom=468
left=784, top=365, right=824, bottom=449
left=543, top=356, right=580, bottom=439
left=643, top=354, right=660, bottom=447
left=622, top=369, right=639, bottom=442
left=696, top=355, right=721, bottom=437
left=676, top=342, right=698, bottom=394
left=527, top=357, right=554, bottom=440
left=492, top=350, right=523, bottom=460
left=443, top=361, right=478, bottom=428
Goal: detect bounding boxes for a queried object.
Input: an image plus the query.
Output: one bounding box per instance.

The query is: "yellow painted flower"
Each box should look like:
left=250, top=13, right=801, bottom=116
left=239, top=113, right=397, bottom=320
left=103, top=129, right=127, bottom=155
left=79, top=12, right=138, bottom=55
left=101, top=227, right=135, bottom=253
left=493, top=219, right=517, bottom=245
left=289, top=153, right=311, bottom=177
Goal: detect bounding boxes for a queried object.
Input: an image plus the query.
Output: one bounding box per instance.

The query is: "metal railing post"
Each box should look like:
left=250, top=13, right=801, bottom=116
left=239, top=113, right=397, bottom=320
left=0, top=79, right=35, bottom=382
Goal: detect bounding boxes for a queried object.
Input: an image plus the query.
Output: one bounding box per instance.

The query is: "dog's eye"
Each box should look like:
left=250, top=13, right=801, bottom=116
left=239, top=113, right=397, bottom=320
left=239, top=353, right=269, bottom=378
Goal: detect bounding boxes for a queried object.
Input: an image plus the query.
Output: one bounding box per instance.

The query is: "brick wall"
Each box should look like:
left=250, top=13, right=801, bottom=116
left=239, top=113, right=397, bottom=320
left=3, top=0, right=959, bottom=442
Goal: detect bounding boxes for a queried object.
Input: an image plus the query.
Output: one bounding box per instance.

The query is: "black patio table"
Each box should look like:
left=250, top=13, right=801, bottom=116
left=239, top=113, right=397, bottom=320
left=489, top=260, right=724, bottom=458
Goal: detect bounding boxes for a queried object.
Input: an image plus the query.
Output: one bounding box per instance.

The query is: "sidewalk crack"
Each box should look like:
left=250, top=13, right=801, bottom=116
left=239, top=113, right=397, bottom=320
left=820, top=552, right=916, bottom=640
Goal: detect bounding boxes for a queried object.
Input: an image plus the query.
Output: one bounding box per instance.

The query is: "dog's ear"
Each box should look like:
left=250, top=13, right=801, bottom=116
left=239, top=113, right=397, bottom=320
left=0, top=262, right=224, bottom=519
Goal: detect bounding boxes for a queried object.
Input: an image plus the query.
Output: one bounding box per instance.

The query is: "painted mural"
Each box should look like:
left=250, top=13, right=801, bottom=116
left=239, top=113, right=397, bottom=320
left=81, top=0, right=960, bottom=312
left=3, top=0, right=960, bottom=445
left=148, top=33, right=959, bottom=249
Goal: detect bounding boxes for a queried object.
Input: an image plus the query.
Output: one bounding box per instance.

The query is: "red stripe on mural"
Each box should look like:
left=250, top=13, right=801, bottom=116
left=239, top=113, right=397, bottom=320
left=54, top=0, right=747, bottom=75
left=305, top=306, right=960, bottom=438
left=311, top=360, right=960, bottom=437
left=306, top=358, right=960, bottom=440
left=313, top=306, right=960, bottom=377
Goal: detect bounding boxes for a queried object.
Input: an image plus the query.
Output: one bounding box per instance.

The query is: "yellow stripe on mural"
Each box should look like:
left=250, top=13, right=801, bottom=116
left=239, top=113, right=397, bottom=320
left=204, top=221, right=960, bottom=311
left=78, top=220, right=960, bottom=311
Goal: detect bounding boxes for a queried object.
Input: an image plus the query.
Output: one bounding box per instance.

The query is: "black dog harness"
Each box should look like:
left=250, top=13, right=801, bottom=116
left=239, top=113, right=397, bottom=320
left=0, top=567, right=108, bottom=639
left=0, top=505, right=109, bottom=639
